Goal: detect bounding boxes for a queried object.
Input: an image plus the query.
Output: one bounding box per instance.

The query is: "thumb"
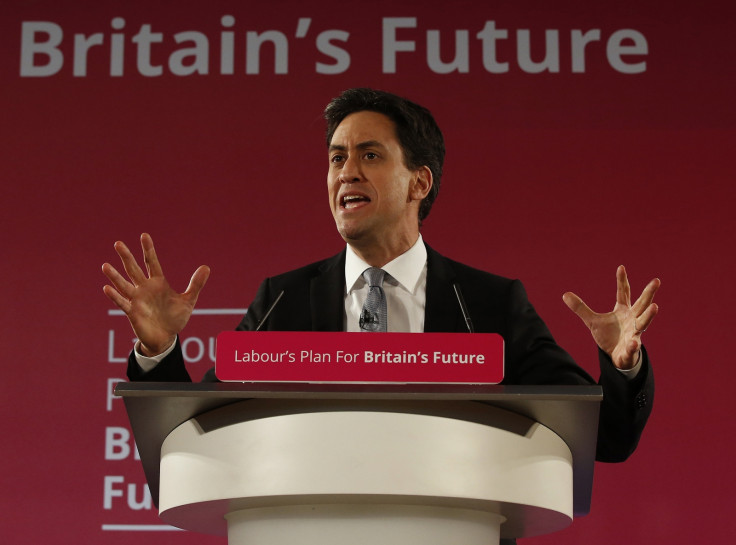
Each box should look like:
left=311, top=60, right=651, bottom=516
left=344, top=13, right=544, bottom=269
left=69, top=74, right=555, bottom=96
left=184, top=265, right=211, bottom=301
left=563, top=291, right=595, bottom=326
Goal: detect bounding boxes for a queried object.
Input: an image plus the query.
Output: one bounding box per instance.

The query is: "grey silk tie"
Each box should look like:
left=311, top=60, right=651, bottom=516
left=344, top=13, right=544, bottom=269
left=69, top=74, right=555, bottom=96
left=360, top=267, right=387, bottom=332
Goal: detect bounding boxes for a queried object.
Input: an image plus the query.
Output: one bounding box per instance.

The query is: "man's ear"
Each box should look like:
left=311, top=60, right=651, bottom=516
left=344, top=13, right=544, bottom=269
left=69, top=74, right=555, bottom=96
left=410, top=166, right=433, bottom=201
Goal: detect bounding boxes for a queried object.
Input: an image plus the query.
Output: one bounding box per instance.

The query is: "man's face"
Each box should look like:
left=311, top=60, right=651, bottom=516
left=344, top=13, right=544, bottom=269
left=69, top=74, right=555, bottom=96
left=327, top=111, right=428, bottom=251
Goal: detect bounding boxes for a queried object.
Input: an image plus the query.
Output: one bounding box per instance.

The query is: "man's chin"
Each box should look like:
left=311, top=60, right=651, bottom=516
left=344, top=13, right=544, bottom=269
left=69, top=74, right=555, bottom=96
left=336, top=218, right=362, bottom=238
left=337, top=227, right=364, bottom=242
left=336, top=222, right=376, bottom=246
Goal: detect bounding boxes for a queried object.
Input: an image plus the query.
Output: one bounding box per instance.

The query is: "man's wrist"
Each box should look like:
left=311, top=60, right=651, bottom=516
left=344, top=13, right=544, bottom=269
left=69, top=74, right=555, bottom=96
left=134, top=338, right=177, bottom=372
left=617, top=349, right=643, bottom=380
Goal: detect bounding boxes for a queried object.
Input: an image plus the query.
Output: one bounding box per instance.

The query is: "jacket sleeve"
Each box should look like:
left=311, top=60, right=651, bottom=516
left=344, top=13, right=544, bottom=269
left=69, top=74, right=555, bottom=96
left=126, top=338, right=192, bottom=382
left=500, top=279, right=654, bottom=462
left=595, top=347, right=654, bottom=462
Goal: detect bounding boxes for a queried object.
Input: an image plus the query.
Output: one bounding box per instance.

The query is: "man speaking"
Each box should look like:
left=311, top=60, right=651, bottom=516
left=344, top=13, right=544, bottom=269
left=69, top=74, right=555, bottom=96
left=102, top=87, right=660, bottom=465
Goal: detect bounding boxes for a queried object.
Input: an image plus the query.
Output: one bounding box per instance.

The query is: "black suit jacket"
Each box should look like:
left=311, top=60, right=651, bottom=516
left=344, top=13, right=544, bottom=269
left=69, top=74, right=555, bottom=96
left=129, top=244, right=653, bottom=462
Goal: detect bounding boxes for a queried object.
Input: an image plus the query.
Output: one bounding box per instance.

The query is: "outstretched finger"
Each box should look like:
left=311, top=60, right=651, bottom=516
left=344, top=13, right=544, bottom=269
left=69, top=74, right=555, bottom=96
left=616, top=265, right=632, bottom=306
left=102, top=284, right=132, bottom=314
left=183, top=265, right=211, bottom=304
left=635, top=302, right=659, bottom=333
left=632, top=277, right=661, bottom=315
left=563, top=291, right=597, bottom=327
left=141, top=233, right=164, bottom=278
left=114, top=240, right=147, bottom=285
left=102, top=262, right=135, bottom=299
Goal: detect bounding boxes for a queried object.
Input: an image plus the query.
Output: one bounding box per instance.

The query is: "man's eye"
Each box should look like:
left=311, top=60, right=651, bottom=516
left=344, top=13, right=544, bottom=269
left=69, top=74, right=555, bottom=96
left=331, top=154, right=344, bottom=163
left=365, top=152, right=377, bottom=160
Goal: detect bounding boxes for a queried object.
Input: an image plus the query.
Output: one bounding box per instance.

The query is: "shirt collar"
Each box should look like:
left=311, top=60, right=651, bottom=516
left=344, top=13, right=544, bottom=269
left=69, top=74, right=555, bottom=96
left=345, top=234, right=427, bottom=294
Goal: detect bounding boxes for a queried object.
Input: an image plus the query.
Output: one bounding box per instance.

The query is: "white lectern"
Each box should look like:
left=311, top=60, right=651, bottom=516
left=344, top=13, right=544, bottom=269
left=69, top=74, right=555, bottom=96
left=116, top=382, right=602, bottom=544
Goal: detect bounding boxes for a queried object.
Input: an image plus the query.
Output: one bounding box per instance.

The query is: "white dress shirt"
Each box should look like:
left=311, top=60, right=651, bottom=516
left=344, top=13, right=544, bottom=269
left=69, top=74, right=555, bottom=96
left=344, top=235, right=427, bottom=332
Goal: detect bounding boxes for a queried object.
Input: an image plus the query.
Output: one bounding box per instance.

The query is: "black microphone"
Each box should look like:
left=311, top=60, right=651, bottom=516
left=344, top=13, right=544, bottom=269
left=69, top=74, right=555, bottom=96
left=452, top=283, right=475, bottom=333
left=254, top=290, right=285, bottom=331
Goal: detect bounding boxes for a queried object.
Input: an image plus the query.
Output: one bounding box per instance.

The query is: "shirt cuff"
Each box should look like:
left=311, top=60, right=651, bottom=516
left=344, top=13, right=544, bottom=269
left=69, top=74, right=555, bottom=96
left=616, top=350, right=642, bottom=380
left=134, top=339, right=177, bottom=373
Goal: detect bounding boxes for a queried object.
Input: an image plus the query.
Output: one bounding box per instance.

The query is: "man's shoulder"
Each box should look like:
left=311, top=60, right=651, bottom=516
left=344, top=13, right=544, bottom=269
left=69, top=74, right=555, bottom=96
left=264, top=250, right=345, bottom=287
left=426, top=244, right=517, bottom=290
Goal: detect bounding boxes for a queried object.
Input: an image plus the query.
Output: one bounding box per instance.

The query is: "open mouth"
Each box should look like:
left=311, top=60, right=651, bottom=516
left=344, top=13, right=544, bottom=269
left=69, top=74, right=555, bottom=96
left=341, top=194, right=371, bottom=209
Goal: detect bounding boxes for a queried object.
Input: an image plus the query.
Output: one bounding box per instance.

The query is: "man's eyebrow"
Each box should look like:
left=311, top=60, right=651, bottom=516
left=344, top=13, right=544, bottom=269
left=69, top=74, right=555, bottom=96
left=328, top=140, right=387, bottom=152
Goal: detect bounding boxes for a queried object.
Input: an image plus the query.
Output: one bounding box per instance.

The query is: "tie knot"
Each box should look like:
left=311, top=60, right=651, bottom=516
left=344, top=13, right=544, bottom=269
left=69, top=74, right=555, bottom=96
left=362, top=267, right=385, bottom=288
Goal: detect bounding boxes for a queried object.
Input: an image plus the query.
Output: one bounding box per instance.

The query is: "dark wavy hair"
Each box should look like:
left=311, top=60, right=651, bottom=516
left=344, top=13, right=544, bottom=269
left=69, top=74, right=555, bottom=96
left=324, top=88, right=445, bottom=223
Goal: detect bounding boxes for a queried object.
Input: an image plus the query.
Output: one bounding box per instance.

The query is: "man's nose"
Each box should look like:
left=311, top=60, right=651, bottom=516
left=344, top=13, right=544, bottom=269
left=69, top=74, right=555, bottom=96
left=339, top=155, right=362, bottom=183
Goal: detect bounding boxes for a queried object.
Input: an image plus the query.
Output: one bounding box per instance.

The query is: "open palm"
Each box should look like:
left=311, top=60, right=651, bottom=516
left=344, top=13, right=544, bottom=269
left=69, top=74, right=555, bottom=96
left=102, top=233, right=210, bottom=356
left=563, top=266, right=660, bottom=370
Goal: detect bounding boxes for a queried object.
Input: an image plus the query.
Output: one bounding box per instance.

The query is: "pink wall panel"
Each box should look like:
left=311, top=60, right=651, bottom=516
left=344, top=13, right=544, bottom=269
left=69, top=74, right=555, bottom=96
left=2, top=1, right=734, bottom=543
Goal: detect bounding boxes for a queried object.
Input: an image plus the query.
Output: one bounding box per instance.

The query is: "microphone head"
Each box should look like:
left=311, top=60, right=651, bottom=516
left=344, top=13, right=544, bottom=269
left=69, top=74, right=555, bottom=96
left=359, top=308, right=379, bottom=330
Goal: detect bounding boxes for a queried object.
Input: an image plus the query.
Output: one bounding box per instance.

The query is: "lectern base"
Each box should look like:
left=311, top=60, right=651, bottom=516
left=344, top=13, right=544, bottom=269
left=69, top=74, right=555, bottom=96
left=226, top=504, right=504, bottom=545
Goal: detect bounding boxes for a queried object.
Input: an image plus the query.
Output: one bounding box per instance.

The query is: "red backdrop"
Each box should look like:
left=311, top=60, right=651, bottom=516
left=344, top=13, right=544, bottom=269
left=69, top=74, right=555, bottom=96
left=2, top=0, right=734, bottom=543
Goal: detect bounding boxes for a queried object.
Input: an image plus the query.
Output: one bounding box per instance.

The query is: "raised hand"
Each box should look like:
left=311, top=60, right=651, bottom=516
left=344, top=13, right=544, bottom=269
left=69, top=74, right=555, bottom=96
left=102, top=233, right=210, bottom=356
left=563, top=265, right=660, bottom=370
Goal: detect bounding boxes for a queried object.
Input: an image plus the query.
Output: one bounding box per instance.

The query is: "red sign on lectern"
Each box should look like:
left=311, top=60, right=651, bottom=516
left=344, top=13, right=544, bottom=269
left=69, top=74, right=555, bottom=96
left=215, top=331, right=504, bottom=384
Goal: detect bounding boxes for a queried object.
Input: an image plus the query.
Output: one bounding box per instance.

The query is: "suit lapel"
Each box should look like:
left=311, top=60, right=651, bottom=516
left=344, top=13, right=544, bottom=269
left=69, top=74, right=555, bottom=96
left=423, top=245, right=464, bottom=333
left=310, top=250, right=346, bottom=331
